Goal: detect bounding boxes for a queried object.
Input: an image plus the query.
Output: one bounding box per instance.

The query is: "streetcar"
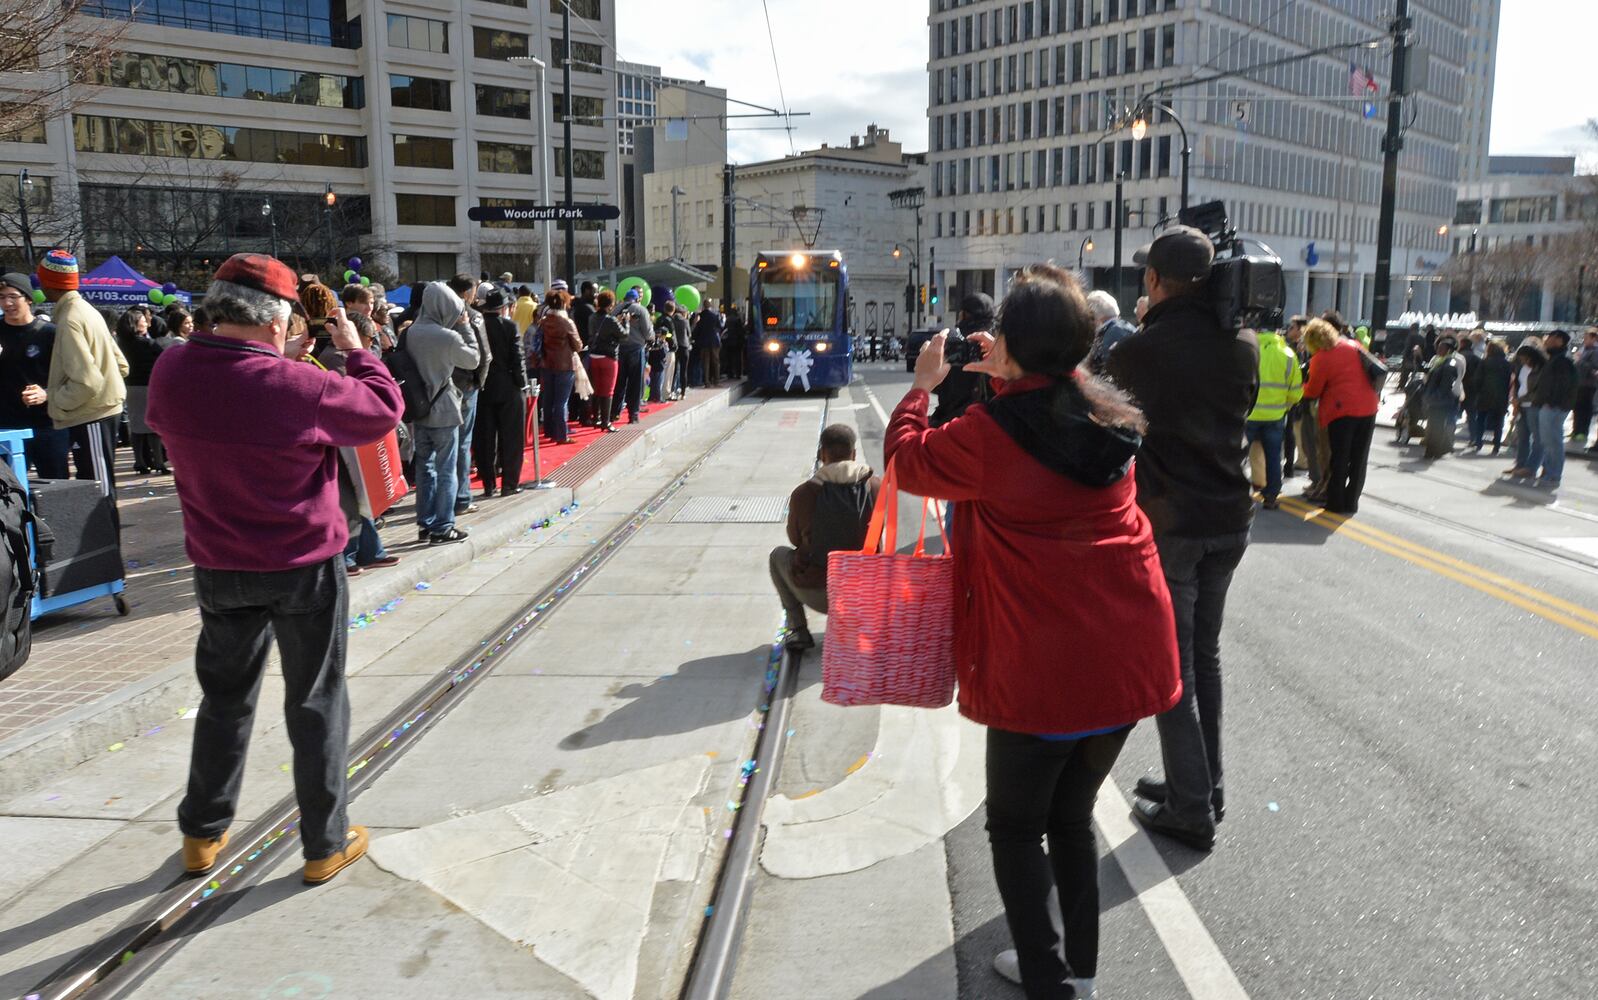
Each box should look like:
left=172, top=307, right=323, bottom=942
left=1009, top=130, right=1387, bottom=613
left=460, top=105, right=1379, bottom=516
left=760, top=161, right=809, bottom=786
left=746, top=249, right=852, bottom=392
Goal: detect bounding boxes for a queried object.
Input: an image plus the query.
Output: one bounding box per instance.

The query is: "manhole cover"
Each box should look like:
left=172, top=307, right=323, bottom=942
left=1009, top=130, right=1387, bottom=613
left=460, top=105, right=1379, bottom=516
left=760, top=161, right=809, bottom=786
left=671, top=496, right=788, bottom=523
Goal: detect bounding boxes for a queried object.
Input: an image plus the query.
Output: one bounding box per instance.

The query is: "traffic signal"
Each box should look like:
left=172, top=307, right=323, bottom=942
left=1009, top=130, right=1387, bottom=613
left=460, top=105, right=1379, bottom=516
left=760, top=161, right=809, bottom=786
left=918, top=284, right=927, bottom=306
left=930, top=286, right=939, bottom=306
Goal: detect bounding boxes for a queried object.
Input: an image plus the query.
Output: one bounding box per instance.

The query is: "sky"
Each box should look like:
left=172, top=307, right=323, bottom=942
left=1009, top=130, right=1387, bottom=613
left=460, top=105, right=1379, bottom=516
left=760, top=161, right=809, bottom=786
left=615, top=0, right=1595, bottom=166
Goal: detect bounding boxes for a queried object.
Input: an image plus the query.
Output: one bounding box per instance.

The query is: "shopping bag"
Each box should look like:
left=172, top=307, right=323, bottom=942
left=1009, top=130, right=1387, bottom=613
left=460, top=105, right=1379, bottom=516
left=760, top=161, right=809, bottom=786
left=344, top=428, right=409, bottom=519
left=821, top=461, right=956, bottom=708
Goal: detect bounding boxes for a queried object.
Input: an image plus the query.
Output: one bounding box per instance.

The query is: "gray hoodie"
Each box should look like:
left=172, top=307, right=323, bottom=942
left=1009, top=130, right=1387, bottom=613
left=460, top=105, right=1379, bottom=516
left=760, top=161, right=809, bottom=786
left=408, top=283, right=481, bottom=429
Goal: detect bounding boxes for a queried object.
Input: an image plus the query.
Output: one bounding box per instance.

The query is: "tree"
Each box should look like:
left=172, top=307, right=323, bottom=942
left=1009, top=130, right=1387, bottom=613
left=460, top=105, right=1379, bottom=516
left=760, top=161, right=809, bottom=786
left=0, top=1, right=125, bottom=137
left=0, top=172, right=83, bottom=270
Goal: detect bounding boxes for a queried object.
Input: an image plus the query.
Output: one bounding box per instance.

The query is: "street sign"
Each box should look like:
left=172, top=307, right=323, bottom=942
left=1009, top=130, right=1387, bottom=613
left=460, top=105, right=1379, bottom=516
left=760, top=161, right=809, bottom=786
left=467, top=204, right=620, bottom=223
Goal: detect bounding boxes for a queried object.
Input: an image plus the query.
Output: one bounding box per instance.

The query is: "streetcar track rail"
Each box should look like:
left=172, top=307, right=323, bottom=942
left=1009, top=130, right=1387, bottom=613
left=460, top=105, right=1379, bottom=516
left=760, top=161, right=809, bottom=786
left=25, top=395, right=794, bottom=1000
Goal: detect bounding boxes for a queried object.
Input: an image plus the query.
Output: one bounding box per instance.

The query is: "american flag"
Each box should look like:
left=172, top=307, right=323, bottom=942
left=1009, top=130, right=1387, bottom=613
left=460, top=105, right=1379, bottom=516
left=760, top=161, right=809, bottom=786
left=1349, top=63, right=1379, bottom=97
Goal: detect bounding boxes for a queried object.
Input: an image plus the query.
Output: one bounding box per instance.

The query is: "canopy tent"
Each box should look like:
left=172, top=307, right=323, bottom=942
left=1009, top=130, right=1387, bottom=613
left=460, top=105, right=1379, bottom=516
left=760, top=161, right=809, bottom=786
left=78, top=256, right=193, bottom=309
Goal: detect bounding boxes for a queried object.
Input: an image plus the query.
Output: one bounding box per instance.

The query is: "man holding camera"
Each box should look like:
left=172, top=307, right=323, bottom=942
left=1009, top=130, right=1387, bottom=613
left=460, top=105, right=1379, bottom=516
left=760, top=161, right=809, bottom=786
left=1107, top=226, right=1260, bottom=852
left=148, top=253, right=404, bottom=885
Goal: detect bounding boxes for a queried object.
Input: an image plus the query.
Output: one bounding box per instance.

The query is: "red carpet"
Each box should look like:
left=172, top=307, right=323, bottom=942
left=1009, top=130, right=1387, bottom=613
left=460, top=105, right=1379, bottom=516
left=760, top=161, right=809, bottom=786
left=468, top=399, right=676, bottom=489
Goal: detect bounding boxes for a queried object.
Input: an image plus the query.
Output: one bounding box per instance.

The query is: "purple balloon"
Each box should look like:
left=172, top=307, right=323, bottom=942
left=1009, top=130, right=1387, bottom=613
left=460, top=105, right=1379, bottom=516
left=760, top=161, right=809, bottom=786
left=28, top=275, right=39, bottom=289
left=348, top=256, right=362, bottom=271
left=161, top=282, right=176, bottom=295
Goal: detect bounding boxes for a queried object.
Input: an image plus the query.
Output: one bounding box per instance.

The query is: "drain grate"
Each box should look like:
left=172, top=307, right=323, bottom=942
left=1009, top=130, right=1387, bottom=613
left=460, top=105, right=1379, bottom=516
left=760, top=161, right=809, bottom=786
left=671, top=496, right=788, bottom=523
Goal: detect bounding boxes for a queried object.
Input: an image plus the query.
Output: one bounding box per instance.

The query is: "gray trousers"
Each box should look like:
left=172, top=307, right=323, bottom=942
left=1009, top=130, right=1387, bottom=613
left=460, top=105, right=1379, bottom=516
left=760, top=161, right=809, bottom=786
left=769, top=546, right=828, bottom=630
left=178, top=556, right=351, bottom=860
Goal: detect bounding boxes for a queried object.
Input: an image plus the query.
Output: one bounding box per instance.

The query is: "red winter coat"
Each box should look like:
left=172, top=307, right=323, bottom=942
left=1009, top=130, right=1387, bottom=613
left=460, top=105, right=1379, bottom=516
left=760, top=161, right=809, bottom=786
left=1303, top=338, right=1379, bottom=426
left=885, top=376, right=1180, bottom=735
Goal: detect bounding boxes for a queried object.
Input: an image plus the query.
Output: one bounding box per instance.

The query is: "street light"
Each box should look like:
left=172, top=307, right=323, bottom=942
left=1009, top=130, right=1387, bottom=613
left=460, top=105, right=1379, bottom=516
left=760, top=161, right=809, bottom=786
left=1128, top=99, right=1191, bottom=211
left=261, top=198, right=278, bottom=259
left=1468, top=226, right=1479, bottom=315
left=892, top=242, right=917, bottom=328
left=1130, top=116, right=1148, bottom=141
left=889, top=186, right=926, bottom=327
left=1078, top=234, right=1095, bottom=273
left=509, top=55, right=554, bottom=287
left=16, top=169, right=34, bottom=270
left=323, top=184, right=337, bottom=277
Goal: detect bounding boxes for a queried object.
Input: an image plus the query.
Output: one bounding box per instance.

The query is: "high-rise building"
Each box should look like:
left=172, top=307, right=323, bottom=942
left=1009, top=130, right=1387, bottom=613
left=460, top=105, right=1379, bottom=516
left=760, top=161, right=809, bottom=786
left=1457, top=0, right=1502, bottom=183
left=0, top=0, right=621, bottom=287
left=925, top=0, right=1486, bottom=323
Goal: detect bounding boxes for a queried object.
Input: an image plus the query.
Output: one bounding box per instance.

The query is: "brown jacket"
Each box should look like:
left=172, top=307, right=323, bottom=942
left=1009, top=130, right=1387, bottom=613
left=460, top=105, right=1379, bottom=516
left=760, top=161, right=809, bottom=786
left=786, top=460, right=881, bottom=588
left=538, top=311, right=583, bottom=371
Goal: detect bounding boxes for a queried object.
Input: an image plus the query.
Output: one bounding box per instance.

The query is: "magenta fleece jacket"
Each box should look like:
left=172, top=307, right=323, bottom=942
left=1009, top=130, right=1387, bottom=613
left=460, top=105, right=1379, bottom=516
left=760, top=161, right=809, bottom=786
left=147, top=334, right=404, bottom=572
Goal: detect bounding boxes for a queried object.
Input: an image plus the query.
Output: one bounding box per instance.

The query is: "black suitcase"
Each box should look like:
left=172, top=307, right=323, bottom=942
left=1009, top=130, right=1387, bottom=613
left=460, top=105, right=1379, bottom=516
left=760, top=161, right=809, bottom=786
left=28, top=478, right=124, bottom=598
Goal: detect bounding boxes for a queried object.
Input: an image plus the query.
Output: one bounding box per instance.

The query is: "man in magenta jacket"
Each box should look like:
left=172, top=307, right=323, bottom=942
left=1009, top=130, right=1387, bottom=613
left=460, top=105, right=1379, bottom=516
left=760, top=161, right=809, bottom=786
left=148, top=253, right=404, bottom=886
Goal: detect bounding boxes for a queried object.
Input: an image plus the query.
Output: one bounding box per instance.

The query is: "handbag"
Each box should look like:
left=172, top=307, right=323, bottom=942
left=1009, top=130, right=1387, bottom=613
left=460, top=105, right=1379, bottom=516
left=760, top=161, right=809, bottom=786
left=821, top=461, right=956, bottom=709
left=1357, top=343, right=1390, bottom=396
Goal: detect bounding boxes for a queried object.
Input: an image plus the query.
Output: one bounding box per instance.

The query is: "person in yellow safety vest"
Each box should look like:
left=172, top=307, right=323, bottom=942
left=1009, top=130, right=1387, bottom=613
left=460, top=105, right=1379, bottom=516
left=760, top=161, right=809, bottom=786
left=1355, top=325, right=1372, bottom=350
left=1244, top=328, right=1304, bottom=509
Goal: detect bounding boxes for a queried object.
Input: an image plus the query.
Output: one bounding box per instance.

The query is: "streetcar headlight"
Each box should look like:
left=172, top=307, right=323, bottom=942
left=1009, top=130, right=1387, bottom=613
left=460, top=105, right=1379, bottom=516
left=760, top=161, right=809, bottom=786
left=764, top=340, right=782, bottom=353
left=789, top=253, right=807, bottom=269
left=814, top=342, right=829, bottom=352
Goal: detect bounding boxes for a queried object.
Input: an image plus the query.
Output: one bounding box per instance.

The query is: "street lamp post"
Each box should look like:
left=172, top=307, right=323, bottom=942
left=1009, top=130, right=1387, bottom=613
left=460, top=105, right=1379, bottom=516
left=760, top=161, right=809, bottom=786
left=16, top=170, right=35, bottom=270
left=561, top=0, right=575, bottom=284
left=509, top=56, right=554, bottom=287
left=1131, top=101, right=1191, bottom=212
left=1468, top=227, right=1479, bottom=315
left=893, top=243, right=917, bottom=331
left=1113, top=172, right=1125, bottom=304
left=323, top=184, right=337, bottom=277
left=262, top=198, right=278, bottom=259
left=888, top=186, right=927, bottom=328
left=1077, top=234, right=1095, bottom=275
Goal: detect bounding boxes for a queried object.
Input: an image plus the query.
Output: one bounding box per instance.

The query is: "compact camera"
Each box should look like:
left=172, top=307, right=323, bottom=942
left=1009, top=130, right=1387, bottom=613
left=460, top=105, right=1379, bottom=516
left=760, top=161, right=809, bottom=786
left=944, top=330, right=985, bottom=367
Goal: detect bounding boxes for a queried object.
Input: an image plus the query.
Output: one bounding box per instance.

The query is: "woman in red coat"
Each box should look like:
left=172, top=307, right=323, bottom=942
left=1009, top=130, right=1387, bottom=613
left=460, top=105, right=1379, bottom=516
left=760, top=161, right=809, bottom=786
left=1301, top=318, right=1379, bottom=514
left=886, top=264, right=1180, bottom=1000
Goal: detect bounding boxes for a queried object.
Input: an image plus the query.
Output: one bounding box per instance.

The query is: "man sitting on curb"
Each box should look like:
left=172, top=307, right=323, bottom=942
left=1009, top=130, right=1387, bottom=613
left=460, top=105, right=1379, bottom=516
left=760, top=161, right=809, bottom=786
left=148, top=253, right=404, bottom=886
left=770, top=423, right=881, bottom=650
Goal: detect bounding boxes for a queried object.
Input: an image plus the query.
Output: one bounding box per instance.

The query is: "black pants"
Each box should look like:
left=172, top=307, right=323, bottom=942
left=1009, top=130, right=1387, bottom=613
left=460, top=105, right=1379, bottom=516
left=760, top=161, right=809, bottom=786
left=179, top=556, right=351, bottom=860
left=132, top=431, right=165, bottom=472
left=612, top=349, right=645, bottom=423
left=1282, top=404, right=1298, bottom=474
left=1574, top=390, right=1594, bottom=441
left=473, top=393, right=526, bottom=493
left=1326, top=415, right=1376, bottom=514
left=986, top=726, right=1132, bottom=998
left=69, top=415, right=120, bottom=530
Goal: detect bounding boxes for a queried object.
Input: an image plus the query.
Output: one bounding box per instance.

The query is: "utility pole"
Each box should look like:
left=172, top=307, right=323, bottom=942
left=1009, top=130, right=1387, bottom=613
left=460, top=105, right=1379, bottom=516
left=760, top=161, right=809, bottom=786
left=1113, top=172, right=1125, bottom=305
left=1468, top=227, right=1479, bottom=315
left=323, top=184, right=337, bottom=277
left=561, top=1, right=575, bottom=284
left=16, top=170, right=34, bottom=270
left=721, top=164, right=735, bottom=305
left=1369, top=0, right=1411, bottom=339
left=928, top=243, right=936, bottom=328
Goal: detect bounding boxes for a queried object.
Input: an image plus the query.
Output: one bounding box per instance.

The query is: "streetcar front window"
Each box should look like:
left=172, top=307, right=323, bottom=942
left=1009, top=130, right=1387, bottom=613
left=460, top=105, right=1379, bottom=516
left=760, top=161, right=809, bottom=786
left=758, top=277, right=837, bottom=333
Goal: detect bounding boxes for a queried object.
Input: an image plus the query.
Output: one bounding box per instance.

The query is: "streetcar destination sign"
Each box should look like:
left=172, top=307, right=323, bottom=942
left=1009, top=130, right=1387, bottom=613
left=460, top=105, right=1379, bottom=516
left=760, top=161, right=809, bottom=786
left=467, top=204, right=621, bottom=222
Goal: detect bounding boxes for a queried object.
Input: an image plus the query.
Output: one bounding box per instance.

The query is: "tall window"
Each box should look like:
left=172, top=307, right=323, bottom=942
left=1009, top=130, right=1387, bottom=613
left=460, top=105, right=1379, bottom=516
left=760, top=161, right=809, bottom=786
left=472, top=27, right=528, bottom=61
left=74, top=114, right=366, bottom=167
left=81, top=0, right=355, bottom=47
left=388, top=14, right=448, bottom=53
left=80, top=54, right=364, bottom=109
left=393, top=134, right=453, bottom=169
left=553, top=37, right=602, bottom=70
left=553, top=148, right=605, bottom=180
left=479, top=140, right=533, bottom=174
left=398, top=252, right=457, bottom=282
left=475, top=84, right=530, bottom=119
left=553, top=0, right=600, bottom=17
left=391, top=74, right=451, bottom=112
left=553, top=93, right=605, bottom=123
left=396, top=194, right=455, bottom=227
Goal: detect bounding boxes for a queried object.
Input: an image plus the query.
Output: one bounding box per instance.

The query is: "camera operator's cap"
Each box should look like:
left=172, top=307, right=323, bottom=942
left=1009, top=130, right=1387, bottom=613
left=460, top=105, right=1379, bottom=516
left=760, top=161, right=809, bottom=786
left=1133, top=226, right=1215, bottom=281
left=215, top=253, right=299, bottom=303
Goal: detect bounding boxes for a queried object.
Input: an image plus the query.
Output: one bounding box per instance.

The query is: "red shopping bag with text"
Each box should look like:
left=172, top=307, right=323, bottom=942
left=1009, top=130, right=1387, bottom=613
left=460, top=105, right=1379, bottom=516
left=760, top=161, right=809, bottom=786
left=821, top=460, right=955, bottom=708
left=346, top=429, right=409, bottom=519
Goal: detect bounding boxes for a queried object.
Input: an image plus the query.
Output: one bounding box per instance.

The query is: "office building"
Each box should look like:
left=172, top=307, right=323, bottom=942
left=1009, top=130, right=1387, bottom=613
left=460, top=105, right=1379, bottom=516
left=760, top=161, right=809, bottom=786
left=925, top=0, right=1497, bottom=322
left=0, top=0, right=621, bottom=287
left=631, top=77, right=729, bottom=269
left=1453, top=156, right=1595, bottom=323
left=1457, top=0, right=1501, bottom=184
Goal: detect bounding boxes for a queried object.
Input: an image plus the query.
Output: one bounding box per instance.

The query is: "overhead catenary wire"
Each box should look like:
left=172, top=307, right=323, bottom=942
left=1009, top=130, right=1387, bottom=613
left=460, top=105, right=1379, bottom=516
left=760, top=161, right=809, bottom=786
left=759, top=0, right=797, bottom=155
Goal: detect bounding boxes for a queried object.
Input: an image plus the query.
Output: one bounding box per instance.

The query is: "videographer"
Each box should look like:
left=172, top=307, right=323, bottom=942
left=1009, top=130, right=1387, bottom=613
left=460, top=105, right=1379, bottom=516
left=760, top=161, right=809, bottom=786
left=887, top=264, right=1179, bottom=1000
left=1106, top=225, right=1259, bottom=853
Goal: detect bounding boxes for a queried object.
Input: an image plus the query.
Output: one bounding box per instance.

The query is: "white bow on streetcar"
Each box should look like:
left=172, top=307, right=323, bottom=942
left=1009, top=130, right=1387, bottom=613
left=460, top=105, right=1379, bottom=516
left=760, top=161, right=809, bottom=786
left=782, top=348, right=814, bottom=391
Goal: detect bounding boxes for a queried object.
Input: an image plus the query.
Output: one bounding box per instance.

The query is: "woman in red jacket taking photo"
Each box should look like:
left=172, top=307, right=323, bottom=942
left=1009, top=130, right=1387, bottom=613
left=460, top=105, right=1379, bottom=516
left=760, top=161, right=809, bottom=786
left=1301, top=317, right=1379, bottom=515
left=886, top=264, right=1180, bottom=1000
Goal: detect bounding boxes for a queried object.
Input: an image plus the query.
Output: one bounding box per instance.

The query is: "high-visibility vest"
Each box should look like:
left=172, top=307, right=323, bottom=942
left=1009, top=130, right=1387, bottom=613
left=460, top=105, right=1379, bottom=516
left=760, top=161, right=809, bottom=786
left=1247, top=332, right=1304, bottom=422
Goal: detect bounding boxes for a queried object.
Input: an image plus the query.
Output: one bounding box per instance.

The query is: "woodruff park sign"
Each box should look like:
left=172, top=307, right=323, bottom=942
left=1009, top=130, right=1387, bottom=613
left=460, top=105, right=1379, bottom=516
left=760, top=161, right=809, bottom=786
left=467, top=205, right=622, bottom=223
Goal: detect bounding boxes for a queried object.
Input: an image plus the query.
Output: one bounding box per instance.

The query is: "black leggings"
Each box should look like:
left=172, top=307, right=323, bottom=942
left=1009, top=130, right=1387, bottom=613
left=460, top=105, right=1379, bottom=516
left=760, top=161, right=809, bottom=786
left=986, top=725, right=1132, bottom=999
left=1326, top=415, right=1376, bottom=514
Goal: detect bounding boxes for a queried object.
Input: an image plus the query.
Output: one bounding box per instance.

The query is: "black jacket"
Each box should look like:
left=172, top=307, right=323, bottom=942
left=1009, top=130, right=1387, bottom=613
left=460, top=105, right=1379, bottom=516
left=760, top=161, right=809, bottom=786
left=930, top=310, right=996, bottom=427
left=1107, top=294, right=1260, bottom=538
left=571, top=297, right=597, bottom=351
left=1475, top=354, right=1512, bottom=415
left=118, top=331, right=163, bottom=387
left=590, top=313, right=625, bottom=358
left=1533, top=351, right=1579, bottom=411
left=480, top=313, right=527, bottom=403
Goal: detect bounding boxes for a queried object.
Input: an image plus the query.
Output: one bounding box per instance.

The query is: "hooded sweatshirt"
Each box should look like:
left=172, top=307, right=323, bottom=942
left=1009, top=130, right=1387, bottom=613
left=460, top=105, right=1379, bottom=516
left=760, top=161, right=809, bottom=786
left=785, top=459, right=882, bottom=588
left=406, top=283, right=481, bottom=429
left=884, top=374, right=1180, bottom=735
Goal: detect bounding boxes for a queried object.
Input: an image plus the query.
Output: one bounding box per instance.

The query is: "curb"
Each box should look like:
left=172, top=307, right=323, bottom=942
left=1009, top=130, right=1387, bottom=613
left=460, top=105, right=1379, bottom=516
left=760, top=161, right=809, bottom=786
left=0, top=384, right=747, bottom=800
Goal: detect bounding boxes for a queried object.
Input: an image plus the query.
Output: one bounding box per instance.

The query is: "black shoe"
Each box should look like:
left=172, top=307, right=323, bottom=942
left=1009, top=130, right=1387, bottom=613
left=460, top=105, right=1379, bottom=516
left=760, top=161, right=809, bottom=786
left=784, top=627, right=815, bottom=651
left=417, top=529, right=431, bottom=543
left=1131, top=799, right=1215, bottom=851
left=1133, top=776, right=1225, bottom=823
left=481, top=488, right=496, bottom=499
left=429, top=527, right=470, bottom=545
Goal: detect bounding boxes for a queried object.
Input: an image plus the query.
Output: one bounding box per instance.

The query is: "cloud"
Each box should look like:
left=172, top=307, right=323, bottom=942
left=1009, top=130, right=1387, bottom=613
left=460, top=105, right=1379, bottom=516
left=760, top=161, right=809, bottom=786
left=615, top=0, right=928, bottom=162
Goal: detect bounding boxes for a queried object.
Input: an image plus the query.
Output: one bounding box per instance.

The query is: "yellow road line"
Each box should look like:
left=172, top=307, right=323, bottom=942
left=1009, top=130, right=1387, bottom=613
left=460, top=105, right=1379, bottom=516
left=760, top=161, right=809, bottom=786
left=1276, top=497, right=1598, bottom=640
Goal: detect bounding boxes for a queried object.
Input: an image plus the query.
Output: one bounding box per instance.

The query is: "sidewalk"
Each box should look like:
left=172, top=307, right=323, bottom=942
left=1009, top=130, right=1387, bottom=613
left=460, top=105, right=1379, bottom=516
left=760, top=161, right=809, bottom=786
left=0, top=386, right=736, bottom=797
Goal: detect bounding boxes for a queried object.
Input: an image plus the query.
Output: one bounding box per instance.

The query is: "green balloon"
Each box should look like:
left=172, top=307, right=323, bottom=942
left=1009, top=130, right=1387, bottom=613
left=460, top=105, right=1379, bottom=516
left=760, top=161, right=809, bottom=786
left=343, top=270, right=355, bottom=283
left=674, top=284, right=702, bottom=312
left=360, top=276, right=371, bottom=287
left=31, top=290, right=44, bottom=305
left=615, top=276, right=650, bottom=307
left=147, top=288, right=163, bottom=304
left=163, top=293, right=178, bottom=307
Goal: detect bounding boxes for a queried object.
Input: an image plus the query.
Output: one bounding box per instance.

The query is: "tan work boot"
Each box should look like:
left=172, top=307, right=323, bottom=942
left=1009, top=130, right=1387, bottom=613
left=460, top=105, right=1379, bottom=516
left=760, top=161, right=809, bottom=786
left=302, top=826, right=369, bottom=886
left=182, top=831, right=229, bottom=875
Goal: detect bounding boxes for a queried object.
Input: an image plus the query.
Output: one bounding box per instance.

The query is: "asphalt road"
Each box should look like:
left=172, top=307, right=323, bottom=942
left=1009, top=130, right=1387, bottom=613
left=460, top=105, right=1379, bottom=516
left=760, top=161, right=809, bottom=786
left=848, top=360, right=1598, bottom=1000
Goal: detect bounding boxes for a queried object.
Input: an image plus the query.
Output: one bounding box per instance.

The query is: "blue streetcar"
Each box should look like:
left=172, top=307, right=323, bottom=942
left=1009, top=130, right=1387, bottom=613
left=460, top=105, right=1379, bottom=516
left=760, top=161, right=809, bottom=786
left=746, top=249, right=852, bottom=392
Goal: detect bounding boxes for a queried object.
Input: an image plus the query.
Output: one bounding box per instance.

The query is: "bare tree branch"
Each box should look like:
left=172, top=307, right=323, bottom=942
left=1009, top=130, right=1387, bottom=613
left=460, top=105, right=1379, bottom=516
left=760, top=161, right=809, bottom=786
left=0, top=1, right=125, bottom=136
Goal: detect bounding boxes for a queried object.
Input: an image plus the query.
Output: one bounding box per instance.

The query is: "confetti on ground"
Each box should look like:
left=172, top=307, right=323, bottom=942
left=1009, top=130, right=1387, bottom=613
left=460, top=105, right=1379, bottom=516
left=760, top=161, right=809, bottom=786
left=279, top=763, right=290, bottom=772
left=845, top=754, right=870, bottom=775
left=785, top=729, right=796, bottom=737
left=704, top=905, right=715, bottom=916
left=107, top=742, right=124, bottom=752
left=142, top=725, right=163, bottom=736
left=180, top=706, right=198, bottom=719
left=1268, top=801, right=1280, bottom=812
left=348, top=598, right=404, bottom=631
left=415, top=582, right=432, bottom=591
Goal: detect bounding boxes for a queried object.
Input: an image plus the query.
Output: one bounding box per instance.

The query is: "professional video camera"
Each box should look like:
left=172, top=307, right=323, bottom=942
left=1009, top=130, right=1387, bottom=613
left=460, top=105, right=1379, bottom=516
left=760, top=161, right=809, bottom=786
left=1177, top=200, right=1286, bottom=331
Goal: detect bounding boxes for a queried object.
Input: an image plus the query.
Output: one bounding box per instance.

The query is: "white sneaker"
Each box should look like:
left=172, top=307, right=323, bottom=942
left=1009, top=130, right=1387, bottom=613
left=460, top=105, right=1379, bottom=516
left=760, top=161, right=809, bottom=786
left=991, top=950, right=1098, bottom=998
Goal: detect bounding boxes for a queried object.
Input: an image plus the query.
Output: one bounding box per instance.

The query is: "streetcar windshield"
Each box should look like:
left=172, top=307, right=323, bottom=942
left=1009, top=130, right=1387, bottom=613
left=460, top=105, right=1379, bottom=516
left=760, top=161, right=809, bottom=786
left=758, top=277, right=837, bottom=332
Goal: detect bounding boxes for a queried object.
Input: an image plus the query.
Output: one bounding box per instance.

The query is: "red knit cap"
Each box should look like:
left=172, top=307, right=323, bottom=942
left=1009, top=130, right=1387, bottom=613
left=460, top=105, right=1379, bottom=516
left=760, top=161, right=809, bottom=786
left=214, top=253, right=298, bottom=303
left=37, top=249, right=79, bottom=291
